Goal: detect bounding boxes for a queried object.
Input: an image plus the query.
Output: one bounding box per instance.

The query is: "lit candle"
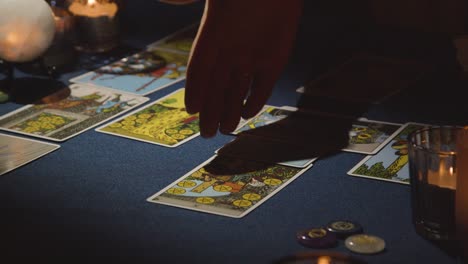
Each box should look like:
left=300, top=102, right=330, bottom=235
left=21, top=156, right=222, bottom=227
left=456, top=127, right=468, bottom=260
left=68, top=0, right=118, bottom=18
left=67, top=0, right=120, bottom=53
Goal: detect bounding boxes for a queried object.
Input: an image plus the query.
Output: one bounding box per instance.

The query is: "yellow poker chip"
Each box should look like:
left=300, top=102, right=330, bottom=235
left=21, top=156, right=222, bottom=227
left=345, top=234, right=386, bottom=254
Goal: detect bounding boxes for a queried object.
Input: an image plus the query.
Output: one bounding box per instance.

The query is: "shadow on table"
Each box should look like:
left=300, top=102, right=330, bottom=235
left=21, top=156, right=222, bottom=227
left=1, top=77, right=71, bottom=105
left=212, top=53, right=431, bottom=175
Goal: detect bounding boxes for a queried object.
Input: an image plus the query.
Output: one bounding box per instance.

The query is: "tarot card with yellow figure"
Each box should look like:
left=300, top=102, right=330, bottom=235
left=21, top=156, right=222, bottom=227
left=147, top=154, right=311, bottom=218
left=96, top=88, right=199, bottom=147
left=0, top=84, right=149, bottom=141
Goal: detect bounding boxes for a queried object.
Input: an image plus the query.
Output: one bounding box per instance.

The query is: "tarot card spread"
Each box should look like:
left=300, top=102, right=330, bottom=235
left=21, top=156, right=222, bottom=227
left=234, top=105, right=402, bottom=155
left=0, top=84, right=149, bottom=141
left=0, top=133, right=60, bottom=176
left=96, top=88, right=199, bottom=147
left=147, top=155, right=311, bottom=218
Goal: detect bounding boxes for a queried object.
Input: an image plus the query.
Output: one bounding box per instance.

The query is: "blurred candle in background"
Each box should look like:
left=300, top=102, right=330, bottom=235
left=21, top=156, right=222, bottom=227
left=67, top=0, right=120, bottom=53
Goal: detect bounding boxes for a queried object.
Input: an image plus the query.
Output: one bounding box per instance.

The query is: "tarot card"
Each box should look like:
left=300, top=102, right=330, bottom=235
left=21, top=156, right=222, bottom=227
left=147, top=154, right=311, bottom=218
left=96, top=88, right=199, bottom=147
left=296, top=86, right=305, bottom=93
left=233, top=105, right=296, bottom=135
left=0, top=133, right=60, bottom=176
left=343, top=118, right=403, bottom=154
left=69, top=49, right=189, bottom=96
left=347, top=122, right=430, bottom=184
left=146, top=23, right=198, bottom=54
left=0, top=84, right=149, bottom=141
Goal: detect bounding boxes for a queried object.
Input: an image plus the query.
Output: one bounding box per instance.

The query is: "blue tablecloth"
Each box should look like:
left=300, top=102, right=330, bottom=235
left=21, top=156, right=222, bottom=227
left=1, top=1, right=466, bottom=263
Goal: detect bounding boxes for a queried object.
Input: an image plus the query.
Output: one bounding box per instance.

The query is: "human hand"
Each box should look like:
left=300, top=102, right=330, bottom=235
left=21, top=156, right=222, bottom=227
left=185, top=0, right=304, bottom=137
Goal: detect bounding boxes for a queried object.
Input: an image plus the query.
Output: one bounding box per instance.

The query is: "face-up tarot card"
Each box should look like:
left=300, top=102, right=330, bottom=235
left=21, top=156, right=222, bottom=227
left=0, top=133, right=60, bottom=176
left=0, top=84, right=149, bottom=141
left=146, top=23, right=198, bottom=54
left=96, top=88, right=199, bottom=147
left=147, top=154, right=311, bottom=218
left=70, top=49, right=189, bottom=96
left=343, top=118, right=403, bottom=154
left=233, top=105, right=296, bottom=135
left=233, top=105, right=402, bottom=155
left=347, top=122, right=430, bottom=184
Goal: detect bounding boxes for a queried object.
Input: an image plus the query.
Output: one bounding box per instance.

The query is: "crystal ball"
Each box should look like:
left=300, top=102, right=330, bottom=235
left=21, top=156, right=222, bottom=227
left=0, top=0, right=56, bottom=62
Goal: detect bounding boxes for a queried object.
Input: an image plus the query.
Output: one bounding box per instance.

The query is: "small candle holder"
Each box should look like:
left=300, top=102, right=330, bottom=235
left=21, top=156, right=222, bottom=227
left=66, top=0, right=120, bottom=53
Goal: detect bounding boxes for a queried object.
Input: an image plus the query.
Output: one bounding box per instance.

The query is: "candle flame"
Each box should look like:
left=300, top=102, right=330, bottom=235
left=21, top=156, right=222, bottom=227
left=87, top=0, right=96, bottom=6
left=6, top=32, right=20, bottom=44
left=317, top=256, right=332, bottom=264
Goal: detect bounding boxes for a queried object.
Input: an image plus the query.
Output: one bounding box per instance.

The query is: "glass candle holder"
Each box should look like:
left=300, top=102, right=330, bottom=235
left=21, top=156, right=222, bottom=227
left=408, top=126, right=463, bottom=241
left=66, top=0, right=120, bottom=53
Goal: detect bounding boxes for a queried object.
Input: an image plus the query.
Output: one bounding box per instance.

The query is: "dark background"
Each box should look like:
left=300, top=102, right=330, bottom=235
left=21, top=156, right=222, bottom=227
left=0, top=1, right=467, bottom=263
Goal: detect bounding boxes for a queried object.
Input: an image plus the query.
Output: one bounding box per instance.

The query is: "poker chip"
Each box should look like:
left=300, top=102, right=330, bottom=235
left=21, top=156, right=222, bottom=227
left=344, top=234, right=386, bottom=254
left=326, top=220, right=363, bottom=239
left=296, top=228, right=337, bottom=248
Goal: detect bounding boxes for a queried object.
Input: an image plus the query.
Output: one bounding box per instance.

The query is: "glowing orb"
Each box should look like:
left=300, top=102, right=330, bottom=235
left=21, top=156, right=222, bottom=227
left=0, top=0, right=56, bottom=62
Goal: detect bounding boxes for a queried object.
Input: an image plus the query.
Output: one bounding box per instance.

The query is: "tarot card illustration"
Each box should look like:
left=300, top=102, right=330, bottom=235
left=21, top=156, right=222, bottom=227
left=348, top=123, right=429, bottom=184
left=344, top=118, right=403, bottom=154
left=233, top=106, right=295, bottom=134
left=0, top=84, right=149, bottom=141
left=147, top=155, right=310, bottom=218
left=96, top=88, right=199, bottom=147
left=147, top=23, right=198, bottom=54
left=0, top=133, right=60, bottom=176
left=70, top=49, right=189, bottom=95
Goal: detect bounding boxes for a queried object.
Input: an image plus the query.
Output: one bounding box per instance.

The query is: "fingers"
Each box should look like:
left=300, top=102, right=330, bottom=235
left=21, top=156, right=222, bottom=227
left=198, top=61, right=231, bottom=138
left=241, top=71, right=277, bottom=119
left=219, top=71, right=252, bottom=134
left=184, top=12, right=218, bottom=114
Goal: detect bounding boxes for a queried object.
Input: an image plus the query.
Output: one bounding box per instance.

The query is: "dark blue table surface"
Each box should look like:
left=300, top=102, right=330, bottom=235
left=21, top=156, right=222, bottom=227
left=1, top=1, right=467, bottom=263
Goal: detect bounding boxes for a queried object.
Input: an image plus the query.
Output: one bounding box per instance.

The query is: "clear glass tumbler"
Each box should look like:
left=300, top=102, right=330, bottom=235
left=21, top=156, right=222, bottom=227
left=408, top=126, right=462, bottom=241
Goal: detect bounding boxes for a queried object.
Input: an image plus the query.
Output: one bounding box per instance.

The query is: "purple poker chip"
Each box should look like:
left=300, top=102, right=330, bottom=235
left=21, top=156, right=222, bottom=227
left=296, top=228, right=338, bottom=248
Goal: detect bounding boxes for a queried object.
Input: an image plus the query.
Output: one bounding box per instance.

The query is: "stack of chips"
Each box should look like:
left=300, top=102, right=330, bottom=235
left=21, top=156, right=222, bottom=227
left=296, top=220, right=386, bottom=255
